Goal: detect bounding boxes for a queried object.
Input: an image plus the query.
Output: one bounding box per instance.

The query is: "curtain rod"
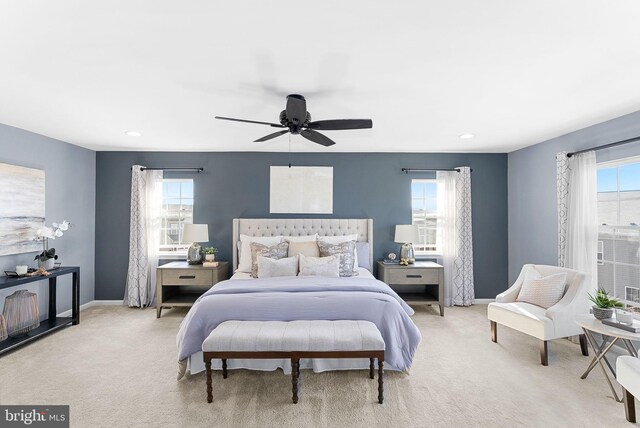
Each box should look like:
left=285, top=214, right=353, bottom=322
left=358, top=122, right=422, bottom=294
left=567, top=136, right=640, bottom=158
left=130, top=167, right=204, bottom=172
left=401, top=168, right=472, bottom=173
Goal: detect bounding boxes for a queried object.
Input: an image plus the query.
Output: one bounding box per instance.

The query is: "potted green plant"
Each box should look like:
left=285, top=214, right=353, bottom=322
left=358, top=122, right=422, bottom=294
left=588, top=288, right=623, bottom=320
left=204, top=247, right=218, bottom=262
left=34, top=220, right=70, bottom=270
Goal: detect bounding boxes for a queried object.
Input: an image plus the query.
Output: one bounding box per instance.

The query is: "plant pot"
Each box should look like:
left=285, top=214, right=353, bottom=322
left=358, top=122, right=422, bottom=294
left=38, top=258, right=55, bottom=271
left=205, top=254, right=215, bottom=262
left=592, top=307, right=614, bottom=320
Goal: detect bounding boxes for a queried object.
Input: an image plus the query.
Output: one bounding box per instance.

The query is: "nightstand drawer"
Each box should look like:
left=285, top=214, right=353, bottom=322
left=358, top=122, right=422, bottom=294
left=162, top=269, right=213, bottom=286
left=388, top=269, right=439, bottom=285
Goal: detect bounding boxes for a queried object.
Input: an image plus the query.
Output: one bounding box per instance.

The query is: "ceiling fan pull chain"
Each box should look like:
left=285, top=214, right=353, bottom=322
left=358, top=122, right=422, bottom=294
left=288, top=133, right=292, bottom=168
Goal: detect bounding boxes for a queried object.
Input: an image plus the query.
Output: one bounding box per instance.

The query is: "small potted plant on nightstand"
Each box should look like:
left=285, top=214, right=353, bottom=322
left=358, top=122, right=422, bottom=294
left=588, top=288, right=623, bottom=320
left=204, top=247, right=218, bottom=262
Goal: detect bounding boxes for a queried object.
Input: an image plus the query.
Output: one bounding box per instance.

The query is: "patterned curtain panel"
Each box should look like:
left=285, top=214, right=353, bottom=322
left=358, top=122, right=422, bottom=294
left=124, top=166, right=163, bottom=308
left=437, top=166, right=475, bottom=307
left=556, top=152, right=570, bottom=267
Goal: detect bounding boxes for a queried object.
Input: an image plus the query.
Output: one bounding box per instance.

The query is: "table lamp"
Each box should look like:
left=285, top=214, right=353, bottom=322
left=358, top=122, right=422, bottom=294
left=394, top=225, right=419, bottom=264
left=183, top=224, right=209, bottom=265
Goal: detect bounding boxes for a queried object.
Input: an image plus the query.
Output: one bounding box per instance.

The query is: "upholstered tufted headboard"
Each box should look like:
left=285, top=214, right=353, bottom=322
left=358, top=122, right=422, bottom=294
left=232, top=218, right=373, bottom=271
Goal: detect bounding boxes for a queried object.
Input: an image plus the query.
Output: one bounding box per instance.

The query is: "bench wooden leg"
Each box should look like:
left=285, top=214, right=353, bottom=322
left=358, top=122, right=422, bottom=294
left=292, top=358, right=300, bottom=404
left=490, top=321, right=497, bottom=343
left=378, top=359, right=384, bottom=404
left=369, top=358, right=374, bottom=379
left=624, top=388, right=637, bottom=423
left=205, top=360, right=213, bottom=403
left=222, top=359, right=228, bottom=379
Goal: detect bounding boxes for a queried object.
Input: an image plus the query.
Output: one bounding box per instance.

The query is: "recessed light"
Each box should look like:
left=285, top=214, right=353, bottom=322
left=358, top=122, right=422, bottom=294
left=459, top=133, right=475, bottom=139
left=125, top=131, right=142, bottom=137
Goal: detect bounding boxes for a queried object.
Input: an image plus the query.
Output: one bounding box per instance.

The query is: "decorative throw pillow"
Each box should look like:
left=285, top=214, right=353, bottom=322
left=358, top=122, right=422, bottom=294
left=257, top=255, right=299, bottom=278
left=288, top=240, right=320, bottom=258
left=317, top=240, right=357, bottom=277
left=250, top=241, right=289, bottom=278
left=516, top=269, right=567, bottom=309
left=355, top=242, right=370, bottom=271
left=318, top=234, right=360, bottom=269
left=298, top=254, right=340, bottom=277
left=237, top=235, right=283, bottom=273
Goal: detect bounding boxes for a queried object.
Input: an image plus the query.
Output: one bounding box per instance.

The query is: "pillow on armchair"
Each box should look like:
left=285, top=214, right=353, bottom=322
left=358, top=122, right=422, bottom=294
left=516, top=268, right=567, bottom=309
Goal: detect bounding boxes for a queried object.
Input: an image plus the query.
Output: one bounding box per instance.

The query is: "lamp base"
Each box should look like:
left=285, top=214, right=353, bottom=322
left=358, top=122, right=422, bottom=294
left=400, top=243, right=415, bottom=264
left=187, top=242, right=203, bottom=265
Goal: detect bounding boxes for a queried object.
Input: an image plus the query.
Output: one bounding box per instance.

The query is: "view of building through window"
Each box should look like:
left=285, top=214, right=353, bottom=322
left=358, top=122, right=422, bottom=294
left=160, top=179, right=194, bottom=255
left=411, top=179, right=438, bottom=253
left=597, top=158, right=640, bottom=308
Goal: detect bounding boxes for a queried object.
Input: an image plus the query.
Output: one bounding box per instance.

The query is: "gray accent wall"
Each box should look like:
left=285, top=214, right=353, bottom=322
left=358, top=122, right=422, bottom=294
left=95, top=152, right=508, bottom=300
left=508, top=110, right=640, bottom=284
left=0, top=124, right=96, bottom=317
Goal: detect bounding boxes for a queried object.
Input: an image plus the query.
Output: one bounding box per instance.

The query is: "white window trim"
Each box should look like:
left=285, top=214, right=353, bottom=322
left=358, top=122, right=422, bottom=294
left=159, top=178, right=194, bottom=255
left=412, top=178, right=440, bottom=255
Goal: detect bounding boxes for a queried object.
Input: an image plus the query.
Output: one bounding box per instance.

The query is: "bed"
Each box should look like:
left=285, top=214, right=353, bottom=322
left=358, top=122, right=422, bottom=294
left=176, top=218, right=421, bottom=379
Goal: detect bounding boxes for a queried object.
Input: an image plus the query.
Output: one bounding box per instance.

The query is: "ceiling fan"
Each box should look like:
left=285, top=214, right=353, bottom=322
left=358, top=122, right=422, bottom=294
left=215, top=94, right=372, bottom=146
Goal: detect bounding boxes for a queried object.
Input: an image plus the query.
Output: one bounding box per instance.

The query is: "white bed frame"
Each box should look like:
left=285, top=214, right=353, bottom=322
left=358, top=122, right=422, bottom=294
left=232, top=218, right=373, bottom=271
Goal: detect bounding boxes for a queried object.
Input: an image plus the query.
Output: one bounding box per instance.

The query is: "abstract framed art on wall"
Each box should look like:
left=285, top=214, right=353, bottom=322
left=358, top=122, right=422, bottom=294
left=269, top=166, right=333, bottom=214
left=0, top=162, right=45, bottom=256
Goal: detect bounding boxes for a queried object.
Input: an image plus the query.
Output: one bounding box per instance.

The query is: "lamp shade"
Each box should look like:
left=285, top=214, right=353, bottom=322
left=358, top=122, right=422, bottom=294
left=394, top=225, right=419, bottom=243
left=182, top=224, right=209, bottom=243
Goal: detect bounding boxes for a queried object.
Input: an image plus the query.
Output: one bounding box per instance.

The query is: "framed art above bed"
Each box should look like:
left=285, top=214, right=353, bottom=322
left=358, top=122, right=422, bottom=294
left=232, top=218, right=373, bottom=271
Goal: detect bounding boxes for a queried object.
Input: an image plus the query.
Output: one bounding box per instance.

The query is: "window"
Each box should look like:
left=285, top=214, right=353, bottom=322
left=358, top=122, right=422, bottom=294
left=411, top=179, right=439, bottom=253
left=597, top=157, right=640, bottom=310
left=159, top=179, right=194, bottom=256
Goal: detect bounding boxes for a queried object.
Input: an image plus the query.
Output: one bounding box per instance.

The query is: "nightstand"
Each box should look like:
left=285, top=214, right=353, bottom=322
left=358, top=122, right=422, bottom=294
left=156, top=261, right=228, bottom=318
left=377, top=261, right=444, bottom=316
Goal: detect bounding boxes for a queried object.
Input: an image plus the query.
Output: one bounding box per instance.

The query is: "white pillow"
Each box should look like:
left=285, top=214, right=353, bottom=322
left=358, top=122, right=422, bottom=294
left=257, top=255, right=299, bottom=278
left=237, top=234, right=283, bottom=272
left=516, top=268, right=567, bottom=309
left=298, top=254, right=340, bottom=277
left=283, top=234, right=318, bottom=242
left=318, top=234, right=359, bottom=269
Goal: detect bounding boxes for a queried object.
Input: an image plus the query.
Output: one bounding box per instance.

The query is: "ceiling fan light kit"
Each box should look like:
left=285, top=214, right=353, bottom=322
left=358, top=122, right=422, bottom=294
left=215, top=94, right=373, bottom=147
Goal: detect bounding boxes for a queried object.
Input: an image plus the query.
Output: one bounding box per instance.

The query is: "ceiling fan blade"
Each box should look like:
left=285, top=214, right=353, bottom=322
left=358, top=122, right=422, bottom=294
left=306, top=119, right=373, bottom=130
left=254, top=130, right=290, bottom=142
left=215, top=116, right=286, bottom=128
left=285, top=94, right=307, bottom=125
left=300, top=129, right=336, bottom=147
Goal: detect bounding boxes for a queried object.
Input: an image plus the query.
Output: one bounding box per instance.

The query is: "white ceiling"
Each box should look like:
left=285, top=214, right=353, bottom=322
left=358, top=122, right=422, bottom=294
left=1, top=1, right=640, bottom=153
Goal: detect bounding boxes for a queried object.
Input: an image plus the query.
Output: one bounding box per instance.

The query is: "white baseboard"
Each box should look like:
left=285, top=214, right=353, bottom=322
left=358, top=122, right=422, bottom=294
left=57, top=300, right=122, bottom=317
left=475, top=299, right=495, bottom=304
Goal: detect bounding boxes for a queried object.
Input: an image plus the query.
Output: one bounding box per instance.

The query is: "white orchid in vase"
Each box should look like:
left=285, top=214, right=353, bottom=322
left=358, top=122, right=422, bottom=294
left=34, top=220, right=70, bottom=267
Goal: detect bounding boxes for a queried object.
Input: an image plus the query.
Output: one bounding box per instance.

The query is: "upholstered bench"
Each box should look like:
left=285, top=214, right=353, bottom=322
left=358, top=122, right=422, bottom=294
left=202, top=320, right=386, bottom=404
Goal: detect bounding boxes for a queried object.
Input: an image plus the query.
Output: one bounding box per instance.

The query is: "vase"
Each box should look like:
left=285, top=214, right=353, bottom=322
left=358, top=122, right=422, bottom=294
left=205, top=254, right=215, bottom=262
left=38, top=258, right=55, bottom=270
left=592, top=307, right=614, bottom=320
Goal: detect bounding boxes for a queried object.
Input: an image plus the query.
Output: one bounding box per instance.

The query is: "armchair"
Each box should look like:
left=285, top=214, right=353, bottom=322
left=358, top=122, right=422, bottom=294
left=487, top=264, right=592, bottom=365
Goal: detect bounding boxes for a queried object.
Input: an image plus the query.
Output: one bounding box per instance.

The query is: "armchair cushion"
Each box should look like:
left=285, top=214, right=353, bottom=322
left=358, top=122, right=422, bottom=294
left=487, top=302, right=554, bottom=340
left=516, top=269, right=567, bottom=309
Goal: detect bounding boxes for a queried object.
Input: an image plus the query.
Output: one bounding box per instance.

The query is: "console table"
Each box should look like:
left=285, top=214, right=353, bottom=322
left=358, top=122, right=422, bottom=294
left=0, top=266, right=80, bottom=355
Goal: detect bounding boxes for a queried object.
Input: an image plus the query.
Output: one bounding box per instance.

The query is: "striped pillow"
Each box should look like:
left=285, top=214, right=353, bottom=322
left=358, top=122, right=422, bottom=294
left=516, top=269, right=567, bottom=309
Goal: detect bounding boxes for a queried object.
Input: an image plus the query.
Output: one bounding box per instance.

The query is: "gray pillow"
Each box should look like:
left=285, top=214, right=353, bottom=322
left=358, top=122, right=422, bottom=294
left=356, top=242, right=370, bottom=271
left=250, top=241, right=289, bottom=278
left=317, top=240, right=358, bottom=277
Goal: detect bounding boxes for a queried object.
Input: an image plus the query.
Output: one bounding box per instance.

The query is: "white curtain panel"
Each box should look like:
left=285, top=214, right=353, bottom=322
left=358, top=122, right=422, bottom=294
left=124, top=166, right=163, bottom=308
left=437, top=166, right=475, bottom=307
left=556, top=151, right=597, bottom=288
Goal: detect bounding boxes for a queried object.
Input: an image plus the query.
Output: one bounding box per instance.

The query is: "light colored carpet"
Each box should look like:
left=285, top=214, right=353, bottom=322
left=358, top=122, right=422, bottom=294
left=0, top=304, right=630, bottom=428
